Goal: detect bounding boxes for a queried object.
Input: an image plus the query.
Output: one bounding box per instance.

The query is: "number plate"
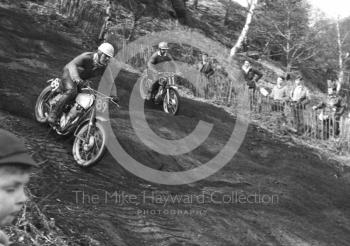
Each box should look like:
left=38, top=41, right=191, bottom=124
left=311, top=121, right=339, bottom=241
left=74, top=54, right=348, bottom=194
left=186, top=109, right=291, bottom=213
left=96, top=98, right=108, bottom=113
left=50, top=79, right=60, bottom=91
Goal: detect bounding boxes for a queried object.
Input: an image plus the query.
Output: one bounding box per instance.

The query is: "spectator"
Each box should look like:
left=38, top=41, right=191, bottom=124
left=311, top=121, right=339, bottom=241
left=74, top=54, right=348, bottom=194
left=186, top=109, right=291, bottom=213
left=312, top=79, right=346, bottom=138
left=241, top=60, right=263, bottom=110
left=197, top=53, right=214, bottom=98
left=242, top=37, right=249, bottom=56
left=289, top=75, right=310, bottom=133
left=340, top=112, right=350, bottom=144
left=270, top=76, right=289, bottom=112
left=98, top=0, right=116, bottom=43
left=285, top=73, right=293, bottom=89
left=199, top=53, right=215, bottom=78
left=241, top=60, right=263, bottom=90
left=0, top=129, right=37, bottom=246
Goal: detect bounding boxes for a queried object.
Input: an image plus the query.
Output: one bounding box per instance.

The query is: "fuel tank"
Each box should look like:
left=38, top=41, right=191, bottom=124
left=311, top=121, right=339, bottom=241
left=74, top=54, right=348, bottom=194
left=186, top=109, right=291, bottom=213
left=75, top=93, right=95, bottom=109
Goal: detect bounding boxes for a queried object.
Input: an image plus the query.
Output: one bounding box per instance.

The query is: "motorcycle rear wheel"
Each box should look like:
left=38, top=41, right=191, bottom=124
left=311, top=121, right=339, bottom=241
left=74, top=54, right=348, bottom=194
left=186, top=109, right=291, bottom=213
left=72, top=122, right=107, bottom=167
left=35, top=85, right=52, bottom=123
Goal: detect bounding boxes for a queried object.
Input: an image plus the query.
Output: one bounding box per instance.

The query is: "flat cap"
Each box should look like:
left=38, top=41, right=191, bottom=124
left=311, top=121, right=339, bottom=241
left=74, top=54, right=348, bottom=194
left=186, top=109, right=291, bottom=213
left=0, top=129, right=37, bottom=167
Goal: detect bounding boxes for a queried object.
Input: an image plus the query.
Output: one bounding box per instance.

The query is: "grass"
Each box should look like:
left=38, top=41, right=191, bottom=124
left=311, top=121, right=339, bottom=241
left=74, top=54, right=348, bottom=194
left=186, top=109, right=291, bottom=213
left=6, top=189, right=70, bottom=246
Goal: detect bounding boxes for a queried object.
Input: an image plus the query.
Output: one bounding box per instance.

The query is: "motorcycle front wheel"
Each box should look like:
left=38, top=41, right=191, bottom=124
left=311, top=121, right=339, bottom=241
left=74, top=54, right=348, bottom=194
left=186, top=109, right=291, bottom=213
left=162, top=88, right=180, bottom=115
left=72, top=122, right=107, bottom=167
left=35, top=85, right=52, bottom=123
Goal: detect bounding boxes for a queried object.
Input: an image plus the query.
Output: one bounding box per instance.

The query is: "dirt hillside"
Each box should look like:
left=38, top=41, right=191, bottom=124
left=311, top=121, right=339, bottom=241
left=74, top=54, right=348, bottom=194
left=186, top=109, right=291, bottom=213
left=1, top=3, right=350, bottom=246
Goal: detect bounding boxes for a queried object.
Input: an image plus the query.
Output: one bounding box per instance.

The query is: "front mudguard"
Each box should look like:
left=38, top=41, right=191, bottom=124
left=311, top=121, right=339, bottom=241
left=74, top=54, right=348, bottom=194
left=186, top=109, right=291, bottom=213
left=162, top=85, right=178, bottom=99
left=73, top=116, right=109, bottom=137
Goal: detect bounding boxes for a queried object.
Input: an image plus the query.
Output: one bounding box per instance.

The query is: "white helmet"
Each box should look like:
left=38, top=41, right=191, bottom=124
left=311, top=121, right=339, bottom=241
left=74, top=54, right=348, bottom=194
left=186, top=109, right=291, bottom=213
left=98, top=42, right=114, bottom=57
left=158, top=42, right=169, bottom=50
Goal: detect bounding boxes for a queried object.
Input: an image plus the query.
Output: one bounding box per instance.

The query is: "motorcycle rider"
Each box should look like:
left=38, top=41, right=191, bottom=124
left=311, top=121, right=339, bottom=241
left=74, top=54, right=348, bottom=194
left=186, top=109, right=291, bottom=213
left=147, top=42, right=178, bottom=101
left=47, top=42, right=118, bottom=124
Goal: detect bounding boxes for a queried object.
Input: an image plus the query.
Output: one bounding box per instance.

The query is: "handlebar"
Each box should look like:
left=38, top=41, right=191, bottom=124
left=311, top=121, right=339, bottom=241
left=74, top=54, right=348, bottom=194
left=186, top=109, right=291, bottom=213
left=83, top=85, right=120, bottom=108
left=157, top=72, right=181, bottom=77
left=78, top=80, right=92, bottom=87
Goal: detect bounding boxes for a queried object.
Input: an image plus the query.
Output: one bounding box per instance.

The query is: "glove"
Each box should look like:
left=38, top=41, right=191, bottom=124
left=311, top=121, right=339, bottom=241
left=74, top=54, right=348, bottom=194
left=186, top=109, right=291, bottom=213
left=73, top=78, right=84, bottom=85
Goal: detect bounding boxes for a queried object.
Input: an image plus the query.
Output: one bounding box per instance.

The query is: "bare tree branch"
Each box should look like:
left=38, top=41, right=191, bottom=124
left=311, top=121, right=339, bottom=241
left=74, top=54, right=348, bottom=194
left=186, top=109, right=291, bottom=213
left=341, top=32, right=349, bottom=45
left=273, top=23, right=288, bottom=39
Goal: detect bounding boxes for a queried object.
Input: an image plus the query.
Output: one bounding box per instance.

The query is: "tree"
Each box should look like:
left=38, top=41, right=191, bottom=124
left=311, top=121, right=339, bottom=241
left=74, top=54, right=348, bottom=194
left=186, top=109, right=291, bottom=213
left=125, top=0, right=147, bottom=41
left=250, top=0, right=316, bottom=72
left=193, top=0, right=198, bottom=9
left=229, top=0, right=258, bottom=58
left=308, top=14, right=350, bottom=86
left=223, top=0, right=234, bottom=26
left=228, top=0, right=259, bottom=102
left=336, top=17, right=350, bottom=85
left=170, top=0, right=188, bottom=25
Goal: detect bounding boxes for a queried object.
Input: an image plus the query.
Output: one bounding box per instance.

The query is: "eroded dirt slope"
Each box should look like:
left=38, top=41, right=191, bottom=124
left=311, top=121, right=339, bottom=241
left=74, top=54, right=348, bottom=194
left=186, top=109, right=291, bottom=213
left=1, top=5, right=350, bottom=246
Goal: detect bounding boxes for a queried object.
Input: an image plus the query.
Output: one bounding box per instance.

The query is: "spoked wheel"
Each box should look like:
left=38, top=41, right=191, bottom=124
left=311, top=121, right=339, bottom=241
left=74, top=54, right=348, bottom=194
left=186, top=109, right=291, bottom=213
left=162, top=88, right=180, bottom=115
left=35, top=85, right=52, bottom=123
left=72, top=122, right=107, bottom=167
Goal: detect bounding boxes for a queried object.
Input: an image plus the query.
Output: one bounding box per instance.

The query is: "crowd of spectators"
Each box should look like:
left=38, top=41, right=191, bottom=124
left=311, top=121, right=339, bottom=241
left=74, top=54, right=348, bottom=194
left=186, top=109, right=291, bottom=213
left=240, top=60, right=348, bottom=137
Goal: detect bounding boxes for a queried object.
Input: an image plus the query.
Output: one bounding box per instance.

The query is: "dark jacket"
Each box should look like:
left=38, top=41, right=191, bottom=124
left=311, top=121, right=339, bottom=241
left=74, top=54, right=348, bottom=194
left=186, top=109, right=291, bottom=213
left=62, top=52, right=116, bottom=96
left=63, top=52, right=106, bottom=82
left=199, top=61, right=214, bottom=78
left=314, top=95, right=346, bottom=119
left=147, top=51, right=174, bottom=72
left=242, top=67, right=263, bottom=89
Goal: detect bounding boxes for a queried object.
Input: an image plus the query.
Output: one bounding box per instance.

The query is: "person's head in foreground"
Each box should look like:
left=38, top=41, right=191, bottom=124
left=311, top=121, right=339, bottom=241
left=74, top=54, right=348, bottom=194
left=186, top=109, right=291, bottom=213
left=0, top=129, right=37, bottom=229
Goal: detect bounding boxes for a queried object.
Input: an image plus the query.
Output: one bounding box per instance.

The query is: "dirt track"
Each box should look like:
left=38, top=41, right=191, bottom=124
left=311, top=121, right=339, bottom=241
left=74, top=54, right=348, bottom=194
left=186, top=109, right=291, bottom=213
left=1, top=5, right=350, bottom=246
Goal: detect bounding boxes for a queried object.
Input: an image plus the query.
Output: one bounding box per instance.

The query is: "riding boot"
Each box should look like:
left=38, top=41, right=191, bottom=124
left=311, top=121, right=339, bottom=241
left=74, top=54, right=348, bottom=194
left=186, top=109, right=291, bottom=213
left=154, top=79, right=165, bottom=102
left=154, top=87, right=163, bottom=102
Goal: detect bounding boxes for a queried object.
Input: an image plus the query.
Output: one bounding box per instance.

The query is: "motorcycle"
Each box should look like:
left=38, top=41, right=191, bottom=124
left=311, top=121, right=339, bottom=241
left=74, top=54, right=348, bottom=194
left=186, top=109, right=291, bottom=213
left=140, top=72, right=180, bottom=115
left=35, top=78, right=118, bottom=167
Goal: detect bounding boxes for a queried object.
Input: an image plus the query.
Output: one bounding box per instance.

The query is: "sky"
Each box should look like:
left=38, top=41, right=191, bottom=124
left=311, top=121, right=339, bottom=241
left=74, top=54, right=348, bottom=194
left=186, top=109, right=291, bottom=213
left=232, top=0, right=350, bottom=19
left=308, top=0, right=350, bottom=18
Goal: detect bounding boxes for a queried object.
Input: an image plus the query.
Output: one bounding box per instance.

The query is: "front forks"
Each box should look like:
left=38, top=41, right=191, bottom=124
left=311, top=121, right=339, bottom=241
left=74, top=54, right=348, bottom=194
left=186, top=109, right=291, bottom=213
left=81, top=107, right=96, bottom=151
left=86, top=107, right=96, bottom=141
left=166, top=88, right=170, bottom=104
